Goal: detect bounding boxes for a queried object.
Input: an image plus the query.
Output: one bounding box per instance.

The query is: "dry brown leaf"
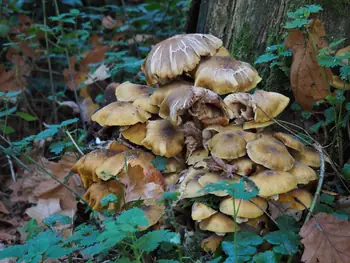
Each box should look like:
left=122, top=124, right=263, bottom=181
left=59, top=101, right=80, bottom=114
left=0, top=202, right=9, bottom=215
left=285, top=19, right=332, bottom=111
left=300, top=212, right=350, bottom=263
left=0, top=65, right=29, bottom=92
left=80, top=97, right=100, bottom=123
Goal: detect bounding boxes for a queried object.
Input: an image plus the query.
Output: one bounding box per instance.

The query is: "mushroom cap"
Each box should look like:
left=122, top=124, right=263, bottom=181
left=91, top=101, right=150, bottom=126
left=249, top=170, right=297, bottom=197
left=192, top=202, right=217, bottom=221
left=279, top=189, right=313, bottom=211
left=164, top=157, right=186, bottom=174
left=201, top=235, right=224, bottom=254
left=158, top=83, right=194, bottom=125
left=251, top=90, right=290, bottom=122
left=292, top=146, right=320, bottom=168
left=187, top=148, right=209, bottom=166
left=121, top=122, right=147, bottom=145
left=219, top=197, right=267, bottom=218
left=243, top=120, right=274, bottom=130
left=197, top=172, right=230, bottom=197
left=208, top=131, right=247, bottom=160
left=332, top=75, right=350, bottom=90
left=132, top=96, right=159, bottom=114
left=194, top=56, right=261, bottom=95
left=142, top=119, right=184, bottom=157
left=274, top=132, right=305, bottom=153
left=163, top=173, right=180, bottom=189
left=215, top=46, right=231, bottom=57
left=199, top=213, right=239, bottom=234
left=231, top=157, right=256, bottom=176
left=233, top=130, right=259, bottom=143
left=139, top=199, right=166, bottom=230
left=202, top=124, right=242, bottom=148
left=142, top=34, right=222, bottom=85
left=151, top=80, right=193, bottom=106
left=182, top=178, right=207, bottom=198
left=246, top=137, right=294, bottom=171
left=115, top=81, right=152, bottom=102
left=107, top=141, right=130, bottom=153
left=223, top=92, right=254, bottom=122
left=71, top=149, right=117, bottom=188
left=287, top=161, right=318, bottom=185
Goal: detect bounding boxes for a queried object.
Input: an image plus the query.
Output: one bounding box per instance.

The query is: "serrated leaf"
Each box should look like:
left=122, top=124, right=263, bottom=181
left=16, top=112, right=37, bottom=121
left=209, top=257, right=222, bottom=263
left=116, top=207, right=149, bottom=228
left=152, top=156, right=167, bottom=171
left=253, top=251, right=278, bottom=263
left=60, top=118, right=79, bottom=127
left=264, top=230, right=300, bottom=255
left=309, top=121, right=324, bottom=134
left=35, top=127, right=59, bottom=140
left=60, top=0, right=83, bottom=6
left=81, top=243, right=107, bottom=256
left=46, top=246, right=74, bottom=259
left=23, top=219, right=42, bottom=240
left=159, top=191, right=180, bottom=203
left=116, top=258, right=139, bottom=263
left=285, top=18, right=309, bottom=29
left=276, top=215, right=299, bottom=232
left=100, top=193, right=118, bottom=207
left=43, top=214, right=72, bottom=226
left=135, top=230, right=180, bottom=252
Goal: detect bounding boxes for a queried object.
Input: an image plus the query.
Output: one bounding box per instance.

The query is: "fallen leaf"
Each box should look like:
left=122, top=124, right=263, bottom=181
left=285, top=19, right=332, bottom=111
left=85, top=64, right=111, bottom=85
left=300, top=212, right=350, bottom=262
left=59, top=101, right=80, bottom=114
left=79, top=97, right=99, bottom=123
left=0, top=232, right=16, bottom=243
left=0, top=202, right=9, bottom=215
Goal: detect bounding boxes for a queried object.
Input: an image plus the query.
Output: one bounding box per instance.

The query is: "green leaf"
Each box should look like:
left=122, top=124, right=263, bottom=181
left=60, top=0, right=83, bottom=6
left=60, top=118, right=79, bottom=127
left=43, top=214, right=72, bottom=226
left=236, top=231, right=264, bottom=247
left=285, top=18, right=308, bottom=29
left=314, top=203, right=334, bottom=214
left=309, top=121, right=324, bottom=134
left=264, top=230, right=300, bottom=255
left=0, top=244, right=29, bottom=259
left=100, top=193, right=118, bottom=207
left=0, top=125, right=14, bottom=134
left=341, top=164, right=350, bottom=179
left=35, top=127, right=59, bottom=140
left=0, top=106, right=17, bottom=118
left=291, top=103, right=302, bottom=111
left=135, top=230, right=180, bottom=252
left=158, top=261, right=180, bottom=263
left=23, top=219, right=42, bottom=240
left=46, top=246, right=74, bottom=259
left=116, top=207, right=149, bottom=228
left=254, top=53, right=278, bottom=64
left=301, top=111, right=312, bottom=119
left=324, top=107, right=335, bottom=125
left=203, top=178, right=258, bottom=200
left=159, top=191, right=180, bottom=203
left=253, top=251, right=278, bottom=263
left=209, top=257, right=222, bottom=263
left=15, top=112, right=37, bottom=121
left=116, top=258, right=139, bottom=263
left=320, top=193, right=334, bottom=205
left=152, top=156, right=168, bottom=171
left=81, top=243, right=107, bottom=256
left=49, top=141, right=65, bottom=155
left=346, top=102, right=350, bottom=111
left=276, top=215, right=299, bottom=232
left=332, top=211, right=349, bottom=220
left=95, top=94, right=104, bottom=104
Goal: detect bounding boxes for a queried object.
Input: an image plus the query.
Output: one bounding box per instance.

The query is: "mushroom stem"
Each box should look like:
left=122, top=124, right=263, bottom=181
left=304, top=144, right=325, bottom=223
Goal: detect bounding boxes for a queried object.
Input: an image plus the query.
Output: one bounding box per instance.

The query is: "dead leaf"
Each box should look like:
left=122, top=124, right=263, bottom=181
left=0, top=202, right=9, bottom=215
left=59, top=101, right=80, bottom=114
left=80, top=97, right=100, bottom=123
left=102, top=16, right=123, bottom=29
left=80, top=46, right=109, bottom=73
left=0, top=65, right=29, bottom=92
left=285, top=19, right=332, bottom=111
left=300, top=212, right=350, bottom=263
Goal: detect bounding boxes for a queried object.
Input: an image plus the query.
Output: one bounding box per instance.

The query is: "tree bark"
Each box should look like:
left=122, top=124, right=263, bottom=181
left=187, top=0, right=350, bottom=62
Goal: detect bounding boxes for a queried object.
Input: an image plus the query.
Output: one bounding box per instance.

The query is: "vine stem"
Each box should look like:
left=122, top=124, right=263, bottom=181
left=304, top=144, right=325, bottom=223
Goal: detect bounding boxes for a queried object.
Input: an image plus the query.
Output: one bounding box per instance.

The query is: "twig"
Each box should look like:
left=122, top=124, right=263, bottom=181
left=250, top=199, right=280, bottom=228
left=6, top=154, right=16, bottom=182
left=305, top=144, right=325, bottom=223
left=66, top=130, right=84, bottom=156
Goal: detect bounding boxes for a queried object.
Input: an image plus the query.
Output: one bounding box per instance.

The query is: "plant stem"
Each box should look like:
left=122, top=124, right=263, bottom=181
left=42, top=0, right=58, bottom=124
left=66, top=130, right=84, bottom=156
left=232, top=198, right=241, bottom=261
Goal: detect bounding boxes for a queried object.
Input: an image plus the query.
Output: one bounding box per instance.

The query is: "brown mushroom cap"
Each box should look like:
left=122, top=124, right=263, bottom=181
left=142, top=119, right=184, bottom=157
left=279, top=189, right=313, bottom=211
left=199, top=212, right=239, bottom=234
left=251, top=90, right=290, bottom=122
left=132, top=96, right=159, bottom=114
left=107, top=141, right=130, bottom=153
left=231, top=157, right=256, bottom=176
left=194, top=56, right=261, bottom=95
left=201, top=235, right=224, bottom=254
left=164, top=173, right=180, bottom=189
left=214, top=46, right=231, bottom=57
left=164, top=157, right=186, bottom=174
left=187, top=148, right=209, bottom=166
left=192, top=202, right=217, bottom=221
left=139, top=199, right=166, bottom=230
left=208, top=131, right=247, bottom=160
left=202, top=124, right=242, bottom=149
left=91, top=101, right=150, bottom=126
left=246, top=137, right=294, bottom=171
left=197, top=172, right=235, bottom=197
left=332, top=75, right=350, bottom=90
left=115, top=81, right=151, bottom=102
left=243, top=120, right=274, bottom=130
left=223, top=92, right=254, bottom=123
left=182, top=178, right=207, bottom=198
left=142, top=34, right=222, bottom=85
left=249, top=170, right=298, bottom=197
left=151, top=80, right=193, bottom=106
left=219, top=197, right=267, bottom=218
left=121, top=122, right=147, bottom=145
left=274, top=132, right=305, bottom=153
left=287, top=161, right=318, bottom=185
left=291, top=146, right=320, bottom=168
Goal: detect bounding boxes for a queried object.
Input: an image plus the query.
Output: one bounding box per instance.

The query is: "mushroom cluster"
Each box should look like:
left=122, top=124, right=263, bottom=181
left=71, top=34, right=320, bottom=236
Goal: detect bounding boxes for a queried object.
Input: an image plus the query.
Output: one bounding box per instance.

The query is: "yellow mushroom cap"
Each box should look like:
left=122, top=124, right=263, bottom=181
left=199, top=212, right=239, bottom=234
left=182, top=178, right=207, bottom=198
left=287, top=161, right=318, bottom=185
left=274, top=132, right=305, bottom=153
left=194, top=56, right=261, bottom=95
left=279, top=189, right=313, bottom=211
left=223, top=92, right=254, bottom=123
left=142, top=119, right=184, bottom=157
left=106, top=141, right=130, bottom=153
left=251, top=90, right=290, bottom=122
left=139, top=199, right=166, bottom=230
left=202, top=124, right=242, bottom=148
left=292, top=146, right=320, bottom=168
left=192, top=202, right=217, bottom=221
left=132, top=96, right=159, bottom=114
left=249, top=170, right=298, bottom=197
left=197, top=172, right=230, bottom=197
left=142, top=34, right=223, bottom=85
left=115, top=81, right=152, bottom=102
left=164, top=157, right=186, bottom=174
left=233, top=130, right=259, bottom=143
left=231, top=157, right=256, bottom=176
left=214, top=46, right=231, bottom=57
left=208, top=131, right=247, bottom=160
left=187, top=148, right=209, bottom=166
left=151, top=80, right=192, bottom=106
left=91, top=101, right=150, bottom=126
left=243, top=120, right=274, bottom=130
left=219, top=197, right=267, bottom=218
left=121, top=122, right=147, bottom=145
left=331, top=75, right=350, bottom=90
left=246, top=137, right=294, bottom=171
left=163, top=173, right=180, bottom=189
left=201, top=235, right=224, bottom=254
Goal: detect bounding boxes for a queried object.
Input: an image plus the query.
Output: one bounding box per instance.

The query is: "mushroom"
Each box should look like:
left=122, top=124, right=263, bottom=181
left=202, top=124, right=242, bottom=149
left=142, top=119, right=184, bottom=157
left=193, top=56, right=261, bottom=95
left=197, top=172, right=239, bottom=197
left=274, top=132, right=305, bottom=153
left=208, top=131, right=247, bottom=160
left=151, top=80, right=193, bottom=106
left=249, top=170, right=297, bottom=198
left=91, top=101, right=150, bottom=126
left=291, top=146, right=320, bottom=168
left=163, top=173, right=180, bottom=189
left=243, top=120, right=274, bottom=130
left=121, top=122, right=147, bottom=146
left=132, top=96, right=159, bottom=114
left=219, top=197, right=268, bottom=219
left=164, top=157, right=186, bottom=174
left=201, top=235, right=224, bottom=253
left=142, top=34, right=223, bottom=85
left=107, top=141, right=130, bottom=153
left=115, top=81, right=152, bottom=102
left=224, top=92, right=254, bottom=123
left=192, top=202, right=217, bottom=221
left=246, top=137, right=294, bottom=171
left=279, top=189, right=313, bottom=211
left=287, top=161, right=318, bottom=185
left=231, top=157, right=256, bottom=176
left=214, top=46, right=231, bottom=57
left=139, top=199, right=166, bottom=230
left=199, top=212, right=240, bottom=235
left=331, top=46, right=350, bottom=90
left=182, top=178, right=208, bottom=198
left=187, top=148, right=209, bottom=166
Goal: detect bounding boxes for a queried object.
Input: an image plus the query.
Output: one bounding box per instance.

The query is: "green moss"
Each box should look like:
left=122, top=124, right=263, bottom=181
left=230, top=23, right=254, bottom=61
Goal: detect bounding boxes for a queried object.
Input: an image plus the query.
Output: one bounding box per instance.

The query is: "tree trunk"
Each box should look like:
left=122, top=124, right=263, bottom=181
left=186, top=0, right=350, bottom=62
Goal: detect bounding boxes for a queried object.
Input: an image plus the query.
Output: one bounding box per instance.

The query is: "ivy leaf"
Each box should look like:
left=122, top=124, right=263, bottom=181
left=100, top=193, right=118, bottom=207
left=16, top=112, right=37, bottom=121
left=253, top=251, right=278, bottom=263
left=203, top=178, right=258, bottom=200
left=341, top=164, right=350, bottom=179
left=49, top=141, right=65, bottom=155
left=264, top=230, right=301, bottom=255
left=42, top=214, right=72, bottom=226
left=135, top=230, right=180, bottom=252
left=152, top=156, right=167, bottom=171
